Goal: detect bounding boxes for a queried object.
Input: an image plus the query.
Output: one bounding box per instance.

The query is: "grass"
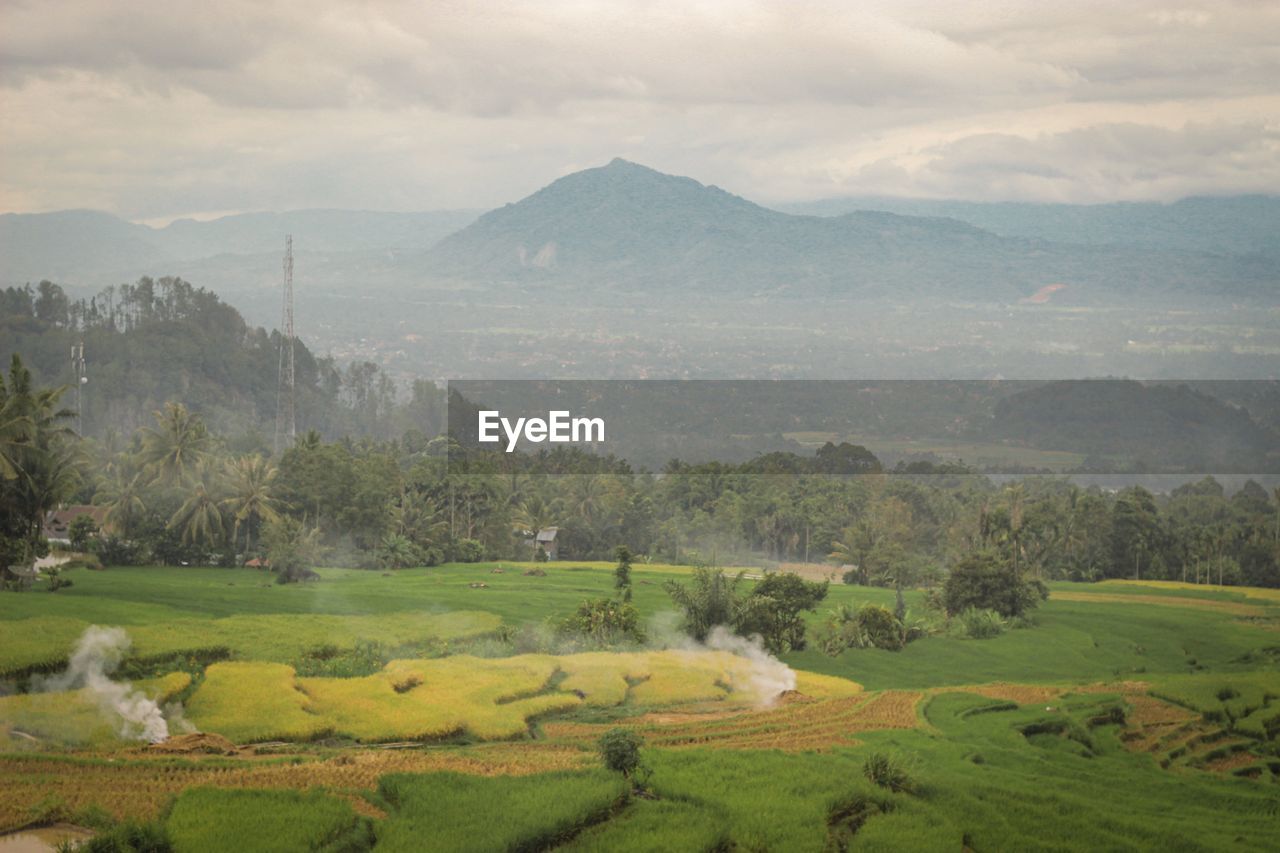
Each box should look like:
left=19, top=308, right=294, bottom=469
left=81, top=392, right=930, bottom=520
left=166, top=787, right=372, bottom=853
left=375, top=770, right=628, bottom=852
left=0, top=610, right=500, bottom=677
left=3, top=562, right=1279, bottom=848
left=792, top=582, right=1279, bottom=690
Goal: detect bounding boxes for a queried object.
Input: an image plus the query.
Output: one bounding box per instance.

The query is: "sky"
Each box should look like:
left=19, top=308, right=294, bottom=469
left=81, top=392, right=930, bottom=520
left=2, top=0, right=1278, bottom=221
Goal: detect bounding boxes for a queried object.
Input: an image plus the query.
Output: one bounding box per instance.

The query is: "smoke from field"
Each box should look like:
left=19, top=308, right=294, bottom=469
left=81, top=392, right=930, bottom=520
left=648, top=611, right=797, bottom=707
left=703, top=625, right=797, bottom=704
left=37, top=626, right=171, bottom=743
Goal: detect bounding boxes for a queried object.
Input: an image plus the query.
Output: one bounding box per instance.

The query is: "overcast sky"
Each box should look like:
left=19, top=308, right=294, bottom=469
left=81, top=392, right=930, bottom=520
left=2, top=0, right=1278, bottom=221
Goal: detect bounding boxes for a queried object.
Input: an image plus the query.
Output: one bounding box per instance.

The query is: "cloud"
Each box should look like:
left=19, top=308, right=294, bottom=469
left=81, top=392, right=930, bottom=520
left=0, top=1, right=1276, bottom=216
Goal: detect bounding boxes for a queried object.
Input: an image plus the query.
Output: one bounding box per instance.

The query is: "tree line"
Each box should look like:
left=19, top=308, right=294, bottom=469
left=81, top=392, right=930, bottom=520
left=3, top=354, right=1277, bottom=594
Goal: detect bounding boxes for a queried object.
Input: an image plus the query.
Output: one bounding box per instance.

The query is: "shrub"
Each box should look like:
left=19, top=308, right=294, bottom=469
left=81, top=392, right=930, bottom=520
left=599, top=728, right=645, bottom=778
left=97, top=537, right=146, bottom=566
left=959, top=607, right=1005, bottom=639
left=558, top=597, right=645, bottom=648
left=81, top=819, right=172, bottom=852
left=454, top=538, right=485, bottom=562
left=863, top=752, right=914, bottom=793
left=813, top=602, right=909, bottom=655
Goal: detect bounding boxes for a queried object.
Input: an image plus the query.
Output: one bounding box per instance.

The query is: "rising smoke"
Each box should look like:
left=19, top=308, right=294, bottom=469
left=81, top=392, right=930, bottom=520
left=37, top=626, right=171, bottom=743
left=647, top=611, right=797, bottom=707
left=703, top=625, right=797, bottom=704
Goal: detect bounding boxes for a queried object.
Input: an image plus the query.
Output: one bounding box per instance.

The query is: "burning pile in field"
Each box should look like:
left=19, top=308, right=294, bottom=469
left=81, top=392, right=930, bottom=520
left=33, top=627, right=174, bottom=743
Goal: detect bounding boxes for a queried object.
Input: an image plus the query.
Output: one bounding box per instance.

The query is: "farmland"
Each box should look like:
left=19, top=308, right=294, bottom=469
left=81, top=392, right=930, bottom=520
left=1, top=562, right=1278, bottom=850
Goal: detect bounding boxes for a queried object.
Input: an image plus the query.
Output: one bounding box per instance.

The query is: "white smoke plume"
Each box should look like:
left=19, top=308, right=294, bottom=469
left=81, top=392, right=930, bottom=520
left=704, top=625, right=797, bottom=705
left=646, top=611, right=797, bottom=707
left=38, top=626, right=170, bottom=743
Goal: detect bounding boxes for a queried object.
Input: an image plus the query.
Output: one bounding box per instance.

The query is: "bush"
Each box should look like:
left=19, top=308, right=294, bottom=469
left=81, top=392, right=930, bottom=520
left=557, top=597, right=645, bottom=648
left=81, top=819, right=172, bottom=852
left=863, top=752, right=914, bottom=793
left=599, top=728, right=645, bottom=778
left=97, top=537, right=146, bottom=566
left=959, top=607, right=1005, bottom=639
left=813, top=602, right=910, bottom=655
left=454, top=538, right=485, bottom=562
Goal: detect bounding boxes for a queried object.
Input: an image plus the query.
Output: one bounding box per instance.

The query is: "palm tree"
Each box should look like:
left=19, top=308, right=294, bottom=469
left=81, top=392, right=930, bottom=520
left=139, top=402, right=211, bottom=488
left=0, top=380, right=32, bottom=481
left=512, top=493, right=557, bottom=536
left=1, top=356, right=80, bottom=549
left=392, top=490, right=447, bottom=547
left=220, top=455, right=280, bottom=554
left=94, top=460, right=149, bottom=538
left=168, top=462, right=225, bottom=548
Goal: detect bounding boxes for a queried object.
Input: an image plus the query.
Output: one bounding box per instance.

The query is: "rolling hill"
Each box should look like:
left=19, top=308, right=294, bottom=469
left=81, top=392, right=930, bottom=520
left=429, top=159, right=1278, bottom=303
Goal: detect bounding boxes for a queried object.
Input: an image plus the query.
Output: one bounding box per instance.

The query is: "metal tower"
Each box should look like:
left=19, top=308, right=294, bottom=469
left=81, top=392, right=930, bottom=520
left=274, top=235, right=296, bottom=454
left=71, top=341, right=86, bottom=435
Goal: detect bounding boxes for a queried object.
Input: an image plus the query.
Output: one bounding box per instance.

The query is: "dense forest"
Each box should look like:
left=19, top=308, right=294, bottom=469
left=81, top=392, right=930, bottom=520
left=2, top=348, right=1277, bottom=591
left=0, top=278, right=446, bottom=441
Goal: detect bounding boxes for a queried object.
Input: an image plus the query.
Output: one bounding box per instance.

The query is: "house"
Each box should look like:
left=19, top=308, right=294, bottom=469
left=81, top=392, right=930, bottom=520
left=535, top=527, right=560, bottom=560
left=42, top=505, right=110, bottom=544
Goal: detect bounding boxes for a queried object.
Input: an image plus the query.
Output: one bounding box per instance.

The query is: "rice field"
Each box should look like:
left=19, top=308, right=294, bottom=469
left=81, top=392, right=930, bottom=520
left=177, top=651, right=859, bottom=744
left=2, top=563, right=1278, bottom=849
left=0, top=610, right=501, bottom=677
left=0, top=672, right=190, bottom=746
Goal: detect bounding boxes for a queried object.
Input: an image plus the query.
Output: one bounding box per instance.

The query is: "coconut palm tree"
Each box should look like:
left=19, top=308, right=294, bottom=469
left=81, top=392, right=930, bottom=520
left=95, top=461, right=149, bottom=539
left=1, top=356, right=80, bottom=544
left=139, top=402, right=211, bottom=488
left=220, top=454, right=280, bottom=554
left=512, top=493, right=558, bottom=536
left=168, top=462, right=225, bottom=548
left=0, top=380, right=32, bottom=481
left=392, top=490, right=448, bottom=547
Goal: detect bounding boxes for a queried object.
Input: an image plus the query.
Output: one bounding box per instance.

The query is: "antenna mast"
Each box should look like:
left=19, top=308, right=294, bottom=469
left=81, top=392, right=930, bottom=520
left=71, top=341, right=86, bottom=435
left=274, top=235, right=296, bottom=454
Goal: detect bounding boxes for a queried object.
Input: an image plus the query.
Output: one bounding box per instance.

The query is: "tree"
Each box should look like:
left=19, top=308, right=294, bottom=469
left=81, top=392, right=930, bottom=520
left=613, top=544, right=633, bottom=595
left=379, top=533, right=423, bottom=569
left=598, top=729, right=646, bottom=781
left=263, top=516, right=325, bottom=583
left=220, top=454, right=280, bottom=554
left=737, top=572, right=828, bottom=653
left=167, top=463, right=225, bottom=549
left=95, top=462, right=148, bottom=539
left=68, top=514, right=98, bottom=551
left=663, top=566, right=748, bottom=642
left=139, top=402, right=211, bottom=488
left=0, top=355, right=81, bottom=577
left=943, top=550, right=1047, bottom=618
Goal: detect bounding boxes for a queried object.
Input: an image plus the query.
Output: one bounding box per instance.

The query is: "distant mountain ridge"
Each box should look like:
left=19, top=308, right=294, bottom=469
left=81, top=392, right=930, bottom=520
left=0, top=208, right=479, bottom=286
left=428, top=159, right=1278, bottom=303
left=779, top=195, right=1280, bottom=258
left=3, top=159, right=1277, bottom=306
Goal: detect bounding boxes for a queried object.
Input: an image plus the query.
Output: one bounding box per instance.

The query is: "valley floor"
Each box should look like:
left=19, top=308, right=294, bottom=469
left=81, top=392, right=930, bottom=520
left=1, top=563, right=1278, bottom=851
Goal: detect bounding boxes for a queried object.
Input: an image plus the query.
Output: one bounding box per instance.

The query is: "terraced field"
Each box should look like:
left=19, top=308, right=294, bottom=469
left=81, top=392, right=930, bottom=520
left=1, top=564, right=1277, bottom=850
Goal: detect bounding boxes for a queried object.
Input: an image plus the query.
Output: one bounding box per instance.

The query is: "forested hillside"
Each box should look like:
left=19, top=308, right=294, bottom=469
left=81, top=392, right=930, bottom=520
left=0, top=278, right=445, bottom=441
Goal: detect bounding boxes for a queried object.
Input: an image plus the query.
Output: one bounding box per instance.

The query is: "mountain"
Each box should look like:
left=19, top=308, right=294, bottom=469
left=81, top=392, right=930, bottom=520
left=429, top=159, right=1278, bottom=303
left=4, top=160, right=1277, bottom=322
left=0, top=210, right=169, bottom=283
left=779, top=195, right=1280, bottom=258
left=0, top=208, right=480, bottom=290
left=986, top=380, right=1280, bottom=472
